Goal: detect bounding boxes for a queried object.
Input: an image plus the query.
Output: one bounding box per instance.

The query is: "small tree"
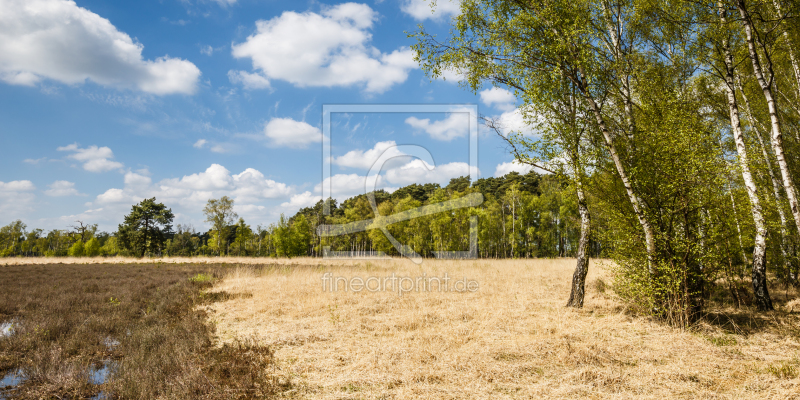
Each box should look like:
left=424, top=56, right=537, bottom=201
left=233, top=218, right=253, bottom=256
left=85, top=237, right=101, bottom=257
left=118, top=198, right=175, bottom=257
left=69, top=240, right=85, bottom=257
left=203, top=196, right=237, bottom=256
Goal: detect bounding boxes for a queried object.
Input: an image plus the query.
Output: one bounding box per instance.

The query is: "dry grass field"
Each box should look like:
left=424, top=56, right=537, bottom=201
left=200, top=258, right=800, bottom=399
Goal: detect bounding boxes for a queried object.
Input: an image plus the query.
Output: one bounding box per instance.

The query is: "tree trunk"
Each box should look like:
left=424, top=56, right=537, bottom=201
left=738, top=0, right=800, bottom=241
left=740, top=84, right=797, bottom=281
left=567, top=179, right=591, bottom=308
left=580, top=82, right=657, bottom=272
left=718, top=7, right=773, bottom=311
left=772, top=0, right=800, bottom=107
left=729, top=186, right=751, bottom=269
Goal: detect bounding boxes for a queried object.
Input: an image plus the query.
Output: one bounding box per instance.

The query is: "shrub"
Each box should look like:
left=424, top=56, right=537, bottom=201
left=68, top=241, right=85, bottom=257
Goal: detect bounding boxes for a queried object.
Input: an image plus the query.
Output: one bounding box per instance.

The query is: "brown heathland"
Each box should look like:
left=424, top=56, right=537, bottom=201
left=204, top=258, right=800, bottom=399
left=0, top=262, right=282, bottom=399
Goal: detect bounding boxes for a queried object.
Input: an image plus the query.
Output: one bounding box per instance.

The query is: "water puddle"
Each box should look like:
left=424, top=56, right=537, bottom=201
left=0, top=321, right=16, bottom=338
left=88, top=361, right=114, bottom=385
left=0, top=360, right=114, bottom=399
left=0, top=369, right=27, bottom=399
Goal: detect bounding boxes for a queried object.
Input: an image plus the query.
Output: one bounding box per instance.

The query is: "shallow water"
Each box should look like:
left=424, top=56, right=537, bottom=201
left=88, top=362, right=113, bottom=385
left=0, top=322, right=14, bottom=338
left=0, top=369, right=27, bottom=399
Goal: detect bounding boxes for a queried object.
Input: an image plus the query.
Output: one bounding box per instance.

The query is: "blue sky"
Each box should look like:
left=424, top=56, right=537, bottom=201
left=0, top=0, right=535, bottom=232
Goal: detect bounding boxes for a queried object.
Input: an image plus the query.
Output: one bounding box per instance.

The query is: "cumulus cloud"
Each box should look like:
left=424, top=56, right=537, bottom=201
left=437, top=67, right=467, bottom=84
left=44, top=180, right=82, bottom=196
left=280, top=191, right=321, bottom=210
left=0, top=180, right=36, bottom=216
left=57, top=143, right=124, bottom=172
left=405, top=110, right=470, bottom=141
left=494, top=161, right=532, bottom=177
left=227, top=70, right=270, bottom=90
left=193, top=139, right=207, bottom=149
left=96, top=164, right=292, bottom=208
left=480, top=87, right=516, bottom=111
left=264, top=117, right=322, bottom=148
left=401, top=0, right=461, bottom=20
left=314, top=173, right=393, bottom=200
left=231, top=3, right=416, bottom=93
left=0, top=180, right=35, bottom=192
left=331, top=141, right=409, bottom=170
left=487, top=107, right=539, bottom=137
left=0, top=0, right=201, bottom=94
left=384, top=159, right=477, bottom=186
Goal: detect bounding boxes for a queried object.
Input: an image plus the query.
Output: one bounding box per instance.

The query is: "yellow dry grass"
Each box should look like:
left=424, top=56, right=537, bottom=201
left=199, top=258, right=800, bottom=399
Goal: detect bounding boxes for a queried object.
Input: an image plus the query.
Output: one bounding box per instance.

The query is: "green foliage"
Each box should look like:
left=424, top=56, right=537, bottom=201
left=117, top=198, right=175, bottom=257
left=84, top=237, right=101, bottom=257
left=189, top=273, right=214, bottom=283
left=203, top=196, right=237, bottom=256
left=68, top=240, right=84, bottom=257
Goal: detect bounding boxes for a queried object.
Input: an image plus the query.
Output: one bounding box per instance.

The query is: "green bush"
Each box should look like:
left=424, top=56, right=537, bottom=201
left=68, top=241, right=85, bottom=257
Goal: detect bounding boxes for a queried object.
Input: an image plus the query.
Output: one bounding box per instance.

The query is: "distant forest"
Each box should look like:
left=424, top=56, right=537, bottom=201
left=0, top=171, right=605, bottom=259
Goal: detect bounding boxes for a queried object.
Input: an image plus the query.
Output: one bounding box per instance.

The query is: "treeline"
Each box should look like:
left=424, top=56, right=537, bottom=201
left=0, top=171, right=605, bottom=259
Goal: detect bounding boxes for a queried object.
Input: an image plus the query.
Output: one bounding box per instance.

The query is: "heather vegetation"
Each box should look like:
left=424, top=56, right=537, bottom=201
left=0, top=263, right=284, bottom=399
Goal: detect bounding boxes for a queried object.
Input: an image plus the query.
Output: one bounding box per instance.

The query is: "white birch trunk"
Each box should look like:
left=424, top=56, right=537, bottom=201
left=719, top=4, right=772, bottom=309
left=738, top=0, right=800, bottom=241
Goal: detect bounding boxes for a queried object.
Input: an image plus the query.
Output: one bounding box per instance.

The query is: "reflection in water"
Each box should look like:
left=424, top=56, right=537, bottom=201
left=0, top=368, right=27, bottom=399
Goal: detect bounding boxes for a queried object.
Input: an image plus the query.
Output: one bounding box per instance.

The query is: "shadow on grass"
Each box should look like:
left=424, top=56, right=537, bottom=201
left=697, top=279, right=800, bottom=337
left=0, top=263, right=288, bottom=399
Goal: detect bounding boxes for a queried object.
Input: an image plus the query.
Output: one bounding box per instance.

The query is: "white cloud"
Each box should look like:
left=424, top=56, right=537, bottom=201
left=23, top=157, right=48, bottom=165
left=160, top=164, right=233, bottom=191
left=96, top=188, right=131, bottom=204
left=384, top=160, right=477, bottom=186
left=480, top=87, right=516, bottom=111
left=0, top=180, right=36, bottom=217
left=231, top=3, right=416, bottom=93
left=331, top=141, right=409, bottom=170
left=200, top=46, right=214, bottom=56
left=230, top=168, right=293, bottom=203
left=314, top=173, right=391, bottom=200
left=97, top=164, right=292, bottom=208
left=123, top=171, right=152, bottom=188
left=280, top=191, right=321, bottom=210
left=57, top=143, right=124, bottom=172
left=44, top=180, right=81, bottom=196
left=0, top=0, right=201, bottom=94
left=437, top=67, right=467, bottom=84
left=227, top=70, right=270, bottom=90
left=193, top=139, right=207, bottom=149
left=488, top=107, right=539, bottom=137
left=405, top=110, right=470, bottom=141
left=264, top=117, right=322, bottom=148
left=0, top=180, right=35, bottom=192
left=494, top=161, right=532, bottom=177
left=401, top=0, right=461, bottom=21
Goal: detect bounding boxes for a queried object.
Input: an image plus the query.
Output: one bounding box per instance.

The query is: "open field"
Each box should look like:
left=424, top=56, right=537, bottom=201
left=2, top=258, right=799, bottom=399
left=0, top=262, right=282, bottom=399
left=203, top=258, right=800, bottom=399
